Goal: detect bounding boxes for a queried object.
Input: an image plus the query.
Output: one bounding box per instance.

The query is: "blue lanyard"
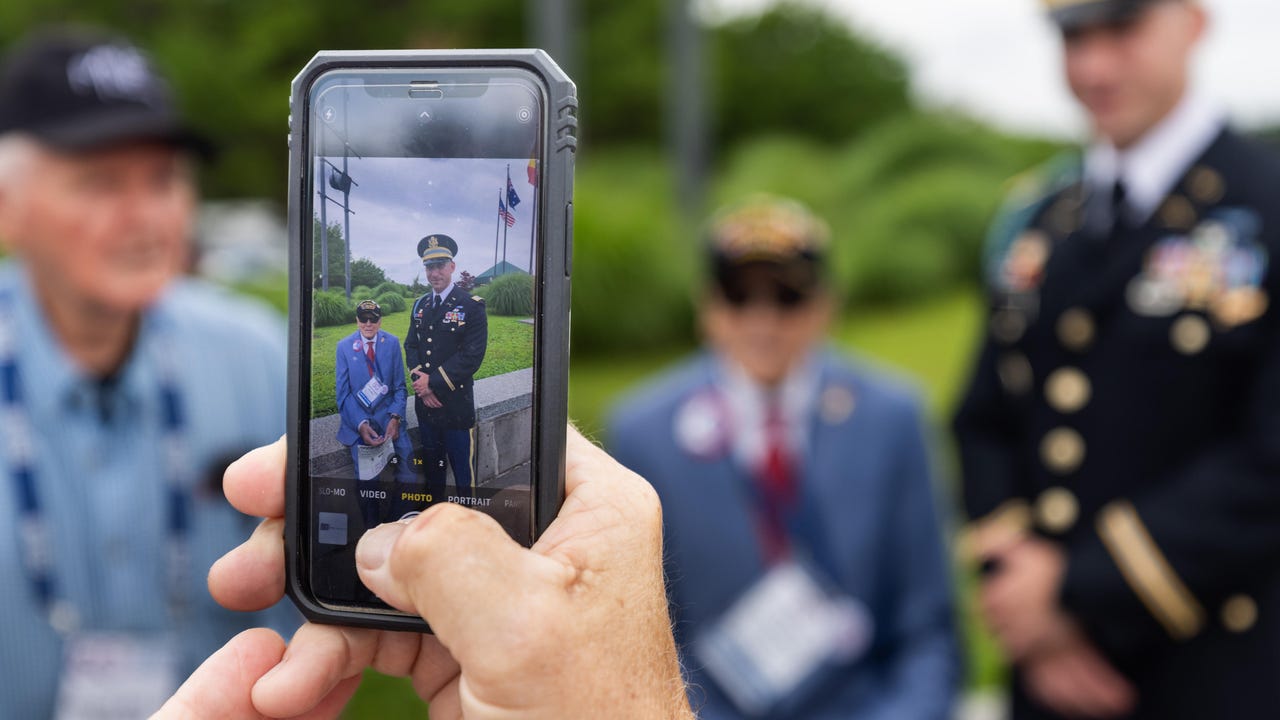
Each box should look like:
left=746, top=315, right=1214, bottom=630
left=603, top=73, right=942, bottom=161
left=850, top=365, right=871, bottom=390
left=0, top=293, right=192, bottom=634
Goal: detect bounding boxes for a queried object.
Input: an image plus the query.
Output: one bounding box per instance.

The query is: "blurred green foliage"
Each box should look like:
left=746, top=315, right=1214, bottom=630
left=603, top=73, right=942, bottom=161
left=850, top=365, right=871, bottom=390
left=569, top=117, right=1059, bottom=355
left=710, top=3, right=909, bottom=146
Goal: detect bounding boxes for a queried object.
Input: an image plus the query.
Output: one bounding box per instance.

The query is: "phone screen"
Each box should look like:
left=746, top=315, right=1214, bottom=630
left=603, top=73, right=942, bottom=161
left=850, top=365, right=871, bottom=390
left=302, top=68, right=544, bottom=610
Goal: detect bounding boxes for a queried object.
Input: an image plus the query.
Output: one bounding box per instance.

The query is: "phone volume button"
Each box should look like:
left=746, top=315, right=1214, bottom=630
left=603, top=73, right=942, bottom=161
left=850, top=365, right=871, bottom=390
left=564, top=202, right=573, bottom=277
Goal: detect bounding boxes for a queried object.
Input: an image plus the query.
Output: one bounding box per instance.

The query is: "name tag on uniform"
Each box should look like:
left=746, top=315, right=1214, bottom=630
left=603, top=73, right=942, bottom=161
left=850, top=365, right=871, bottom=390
left=357, top=375, right=388, bottom=409
left=692, top=559, right=873, bottom=718
left=55, top=632, right=178, bottom=720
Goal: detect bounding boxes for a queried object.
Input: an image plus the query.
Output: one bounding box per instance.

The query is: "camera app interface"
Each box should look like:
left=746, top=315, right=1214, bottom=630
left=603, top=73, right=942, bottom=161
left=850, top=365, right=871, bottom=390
left=306, top=69, right=543, bottom=608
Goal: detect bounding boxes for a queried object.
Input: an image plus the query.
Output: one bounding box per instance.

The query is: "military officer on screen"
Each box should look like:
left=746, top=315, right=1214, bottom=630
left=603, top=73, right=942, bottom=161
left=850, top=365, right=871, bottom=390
left=405, top=234, right=488, bottom=499
left=954, top=1, right=1280, bottom=718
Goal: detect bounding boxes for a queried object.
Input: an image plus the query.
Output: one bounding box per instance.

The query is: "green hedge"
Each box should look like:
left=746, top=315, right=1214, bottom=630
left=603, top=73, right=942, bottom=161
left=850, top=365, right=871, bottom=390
left=477, top=272, right=534, bottom=316
left=313, top=290, right=352, bottom=327
left=375, top=291, right=407, bottom=314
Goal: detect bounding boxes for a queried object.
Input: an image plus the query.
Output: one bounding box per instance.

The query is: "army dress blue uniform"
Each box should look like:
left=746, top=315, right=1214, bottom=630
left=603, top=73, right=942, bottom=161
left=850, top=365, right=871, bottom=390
left=954, top=111, right=1280, bottom=718
left=609, top=351, right=958, bottom=720
left=405, top=284, right=488, bottom=499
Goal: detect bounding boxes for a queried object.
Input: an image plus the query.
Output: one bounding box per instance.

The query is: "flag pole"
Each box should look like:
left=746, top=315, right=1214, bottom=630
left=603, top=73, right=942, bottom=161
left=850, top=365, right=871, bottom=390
left=502, top=164, right=511, bottom=277
left=527, top=161, right=537, bottom=275
left=493, top=188, right=502, bottom=284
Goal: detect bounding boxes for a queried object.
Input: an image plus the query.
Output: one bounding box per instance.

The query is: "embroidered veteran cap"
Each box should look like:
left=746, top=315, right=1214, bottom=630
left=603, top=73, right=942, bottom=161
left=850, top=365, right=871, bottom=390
left=1042, top=0, right=1165, bottom=31
left=355, top=299, right=381, bottom=321
left=418, top=234, right=458, bottom=265
left=0, top=27, right=212, bottom=156
left=706, top=195, right=831, bottom=304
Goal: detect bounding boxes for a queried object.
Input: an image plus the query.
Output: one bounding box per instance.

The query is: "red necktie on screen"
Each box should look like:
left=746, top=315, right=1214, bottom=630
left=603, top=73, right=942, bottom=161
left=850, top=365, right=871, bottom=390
left=366, top=340, right=376, bottom=376
left=756, top=397, right=797, bottom=564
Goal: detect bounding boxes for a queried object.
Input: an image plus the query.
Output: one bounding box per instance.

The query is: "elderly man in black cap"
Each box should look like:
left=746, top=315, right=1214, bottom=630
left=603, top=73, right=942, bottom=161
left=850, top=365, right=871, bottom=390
left=405, top=233, right=488, bottom=501
left=0, top=27, right=295, bottom=718
left=956, top=1, right=1280, bottom=717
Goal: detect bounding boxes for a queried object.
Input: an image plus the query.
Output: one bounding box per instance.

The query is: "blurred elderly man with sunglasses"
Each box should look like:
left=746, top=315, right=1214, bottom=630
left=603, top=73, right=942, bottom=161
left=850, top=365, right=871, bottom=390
left=608, top=197, right=958, bottom=720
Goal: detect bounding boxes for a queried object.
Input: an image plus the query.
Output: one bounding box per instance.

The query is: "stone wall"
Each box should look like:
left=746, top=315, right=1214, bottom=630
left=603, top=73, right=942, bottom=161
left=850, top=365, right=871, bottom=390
left=310, top=367, right=533, bottom=489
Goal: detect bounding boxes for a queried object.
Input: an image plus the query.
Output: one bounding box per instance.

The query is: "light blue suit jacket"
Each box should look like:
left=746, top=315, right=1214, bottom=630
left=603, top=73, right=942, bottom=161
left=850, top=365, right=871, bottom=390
left=608, top=350, right=959, bottom=720
left=335, top=329, right=409, bottom=446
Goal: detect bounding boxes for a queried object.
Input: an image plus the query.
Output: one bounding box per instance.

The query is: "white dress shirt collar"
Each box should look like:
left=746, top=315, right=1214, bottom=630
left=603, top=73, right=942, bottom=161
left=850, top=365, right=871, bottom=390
left=715, top=353, right=820, bottom=473
left=433, top=282, right=456, bottom=305
left=1084, top=90, right=1225, bottom=224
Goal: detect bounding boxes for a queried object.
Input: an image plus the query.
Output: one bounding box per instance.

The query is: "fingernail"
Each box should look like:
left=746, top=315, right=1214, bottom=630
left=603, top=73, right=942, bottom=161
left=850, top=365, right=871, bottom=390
left=356, top=521, right=407, bottom=572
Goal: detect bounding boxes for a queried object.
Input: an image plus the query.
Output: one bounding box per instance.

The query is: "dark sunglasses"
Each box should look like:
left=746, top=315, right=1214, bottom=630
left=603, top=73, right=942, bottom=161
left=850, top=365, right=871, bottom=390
left=717, top=279, right=814, bottom=310
left=357, top=315, right=380, bottom=323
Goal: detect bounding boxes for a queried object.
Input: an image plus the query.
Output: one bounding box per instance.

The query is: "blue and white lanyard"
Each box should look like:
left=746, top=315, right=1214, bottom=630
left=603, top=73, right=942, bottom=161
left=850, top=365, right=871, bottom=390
left=0, top=293, right=193, bottom=635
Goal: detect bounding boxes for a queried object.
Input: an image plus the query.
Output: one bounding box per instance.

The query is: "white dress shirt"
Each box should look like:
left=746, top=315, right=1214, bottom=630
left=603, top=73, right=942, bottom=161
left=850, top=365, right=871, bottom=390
left=1084, top=90, right=1225, bottom=226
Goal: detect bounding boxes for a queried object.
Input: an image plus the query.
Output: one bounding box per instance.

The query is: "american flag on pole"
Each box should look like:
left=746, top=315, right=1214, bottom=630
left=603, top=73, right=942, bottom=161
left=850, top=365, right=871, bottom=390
left=498, top=197, right=516, bottom=228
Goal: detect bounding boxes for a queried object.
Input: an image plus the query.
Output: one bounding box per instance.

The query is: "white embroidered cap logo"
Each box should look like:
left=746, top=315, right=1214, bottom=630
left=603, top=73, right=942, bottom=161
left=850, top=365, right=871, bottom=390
left=65, top=45, right=158, bottom=104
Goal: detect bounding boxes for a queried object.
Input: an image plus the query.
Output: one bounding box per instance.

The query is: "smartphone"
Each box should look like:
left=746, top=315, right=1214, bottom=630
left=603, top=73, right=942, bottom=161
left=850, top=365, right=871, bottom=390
left=284, top=50, right=575, bottom=631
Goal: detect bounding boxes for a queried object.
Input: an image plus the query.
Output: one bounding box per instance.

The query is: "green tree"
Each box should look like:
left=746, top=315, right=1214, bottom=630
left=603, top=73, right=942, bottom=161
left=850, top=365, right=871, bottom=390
left=349, top=258, right=388, bottom=289
left=709, top=3, right=910, bottom=147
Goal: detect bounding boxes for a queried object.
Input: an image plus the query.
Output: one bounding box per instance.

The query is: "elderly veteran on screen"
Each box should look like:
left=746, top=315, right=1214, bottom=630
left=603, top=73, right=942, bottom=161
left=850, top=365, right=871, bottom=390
left=335, top=299, right=415, bottom=482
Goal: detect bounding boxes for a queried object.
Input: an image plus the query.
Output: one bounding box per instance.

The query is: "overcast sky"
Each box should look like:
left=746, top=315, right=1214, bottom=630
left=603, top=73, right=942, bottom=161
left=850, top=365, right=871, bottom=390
left=700, top=0, right=1280, bottom=139
left=316, top=156, right=536, bottom=285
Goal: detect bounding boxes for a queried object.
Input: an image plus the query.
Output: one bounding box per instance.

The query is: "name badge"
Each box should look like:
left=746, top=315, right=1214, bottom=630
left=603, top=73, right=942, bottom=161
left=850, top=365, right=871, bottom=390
left=55, top=632, right=178, bottom=720
left=692, top=559, right=873, bottom=717
left=357, top=375, right=388, bottom=409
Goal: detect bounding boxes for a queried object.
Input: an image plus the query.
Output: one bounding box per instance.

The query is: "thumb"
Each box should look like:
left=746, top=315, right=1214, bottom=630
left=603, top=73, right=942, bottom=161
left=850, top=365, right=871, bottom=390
left=153, top=629, right=285, bottom=720
left=356, top=504, right=568, bottom=652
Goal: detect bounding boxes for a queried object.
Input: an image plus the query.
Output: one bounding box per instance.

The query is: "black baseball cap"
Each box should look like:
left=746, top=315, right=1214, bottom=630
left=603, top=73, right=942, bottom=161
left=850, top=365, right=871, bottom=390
left=355, top=300, right=382, bottom=320
left=0, top=28, right=212, bottom=156
left=1044, top=0, right=1165, bottom=32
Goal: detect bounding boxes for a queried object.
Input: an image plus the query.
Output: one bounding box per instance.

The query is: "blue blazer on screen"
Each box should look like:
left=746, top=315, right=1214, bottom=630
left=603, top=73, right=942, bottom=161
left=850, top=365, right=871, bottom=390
left=335, top=328, right=409, bottom=446
left=607, top=349, right=959, bottom=720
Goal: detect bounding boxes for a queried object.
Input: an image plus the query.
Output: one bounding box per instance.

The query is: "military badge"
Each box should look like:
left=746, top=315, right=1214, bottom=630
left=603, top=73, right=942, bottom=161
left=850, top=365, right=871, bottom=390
left=999, top=230, right=1052, bottom=293
left=444, top=309, right=466, bottom=324
left=1126, top=209, right=1268, bottom=328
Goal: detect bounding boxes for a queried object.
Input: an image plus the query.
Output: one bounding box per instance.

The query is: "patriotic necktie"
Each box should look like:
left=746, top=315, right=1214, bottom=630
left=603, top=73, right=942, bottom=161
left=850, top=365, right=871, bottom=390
left=756, top=397, right=797, bottom=564
left=366, top=340, right=376, bottom=376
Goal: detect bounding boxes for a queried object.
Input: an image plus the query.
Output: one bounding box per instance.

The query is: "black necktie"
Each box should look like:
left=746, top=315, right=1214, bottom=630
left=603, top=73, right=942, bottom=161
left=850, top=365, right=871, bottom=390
left=1110, top=179, right=1130, bottom=234
left=432, top=294, right=442, bottom=310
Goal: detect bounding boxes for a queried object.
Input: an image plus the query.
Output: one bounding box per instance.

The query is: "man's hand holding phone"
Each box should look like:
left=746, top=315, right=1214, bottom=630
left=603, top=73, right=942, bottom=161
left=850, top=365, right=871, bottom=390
left=156, top=427, right=693, bottom=720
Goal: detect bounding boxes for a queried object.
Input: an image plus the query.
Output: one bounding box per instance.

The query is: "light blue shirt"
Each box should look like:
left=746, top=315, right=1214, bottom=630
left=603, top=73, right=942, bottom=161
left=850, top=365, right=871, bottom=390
left=0, top=262, right=300, bottom=719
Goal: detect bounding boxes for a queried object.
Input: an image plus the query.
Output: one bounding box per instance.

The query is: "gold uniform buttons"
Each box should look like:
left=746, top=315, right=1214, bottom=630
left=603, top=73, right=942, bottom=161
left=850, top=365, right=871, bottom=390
left=997, top=353, right=1033, bottom=396
left=991, top=310, right=1027, bottom=345
left=1045, top=367, right=1091, bottom=413
left=1187, top=166, right=1225, bottom=205
left=1171, top=315, right=1211, bottom=355
left=1222, top=594, right=1258, bottom=633
left=1159, top=196, right=1198, bottom=231
left=1041, top=428, right=1086, bottom=475
left=1057, top=308, right=1095, bottom=352
left=1035, top=487, right=1080, bottom=534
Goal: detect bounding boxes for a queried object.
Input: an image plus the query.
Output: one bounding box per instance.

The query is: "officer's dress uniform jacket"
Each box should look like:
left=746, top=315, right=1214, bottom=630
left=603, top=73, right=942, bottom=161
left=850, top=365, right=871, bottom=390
left=404, top=287, right=488, bottom=429
left=955, top=96, right=1280, bottom=718
left=610, top=350, right=958, bottom=720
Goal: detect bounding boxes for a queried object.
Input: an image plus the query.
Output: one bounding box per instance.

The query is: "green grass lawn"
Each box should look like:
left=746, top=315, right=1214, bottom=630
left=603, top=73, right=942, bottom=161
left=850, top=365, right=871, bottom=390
left=310, top=312, right=533, bottom=418
left=340, top=289, right=1006, bottom=717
